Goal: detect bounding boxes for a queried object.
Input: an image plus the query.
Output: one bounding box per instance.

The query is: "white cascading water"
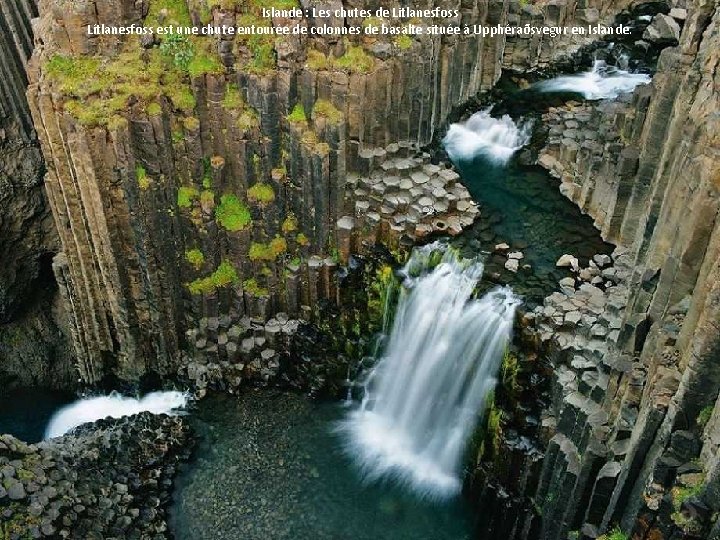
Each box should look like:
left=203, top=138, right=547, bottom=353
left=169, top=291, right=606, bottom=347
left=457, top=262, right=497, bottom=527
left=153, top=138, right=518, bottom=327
left=44, top=390, right=189, bottom=439
left=339, top=244, right=520, bottom=500
left=442, top=109, right=532, bottom=164
left=535, top=60, right=651, bottom=100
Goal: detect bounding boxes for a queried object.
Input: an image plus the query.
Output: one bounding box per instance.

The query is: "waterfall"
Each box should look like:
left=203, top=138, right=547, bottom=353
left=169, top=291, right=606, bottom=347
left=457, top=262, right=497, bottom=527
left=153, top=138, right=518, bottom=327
left=44, top=391, right=189, bottom=439
left=443, top=109, right=532, bottom=164
left=339, top=244, right=520, bottom=499
left=535, top=60, right=651, bottom=100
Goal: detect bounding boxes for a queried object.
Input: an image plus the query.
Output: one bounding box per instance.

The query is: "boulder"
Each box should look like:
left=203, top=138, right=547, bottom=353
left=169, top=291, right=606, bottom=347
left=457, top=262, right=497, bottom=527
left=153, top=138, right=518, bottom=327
left=643, top=14, right=680, bottom=44
left=556, top=254, right=579, bottom=270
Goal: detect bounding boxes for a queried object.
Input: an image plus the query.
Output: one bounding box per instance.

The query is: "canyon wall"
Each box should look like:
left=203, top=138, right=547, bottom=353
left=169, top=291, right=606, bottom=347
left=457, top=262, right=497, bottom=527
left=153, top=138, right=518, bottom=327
left=521, top=2, right=720, bottom=538
left=0, top=0, right=73, bottom=390
left=25, top=0, right=634, bottom=386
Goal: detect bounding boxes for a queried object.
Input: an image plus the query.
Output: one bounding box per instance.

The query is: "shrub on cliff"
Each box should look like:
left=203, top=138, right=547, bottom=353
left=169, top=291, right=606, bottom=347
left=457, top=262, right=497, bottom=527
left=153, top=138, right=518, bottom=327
left=247, top=183, right=276, bottom=205
left=215, top=194, right=251, bottom=231
left=313, top=100, right=343, bottom=125
left=249, top=237, right=287, bottom=261
left=187, top=261, right=239, bottom=295
left=334, top=42, right=374, bottom=73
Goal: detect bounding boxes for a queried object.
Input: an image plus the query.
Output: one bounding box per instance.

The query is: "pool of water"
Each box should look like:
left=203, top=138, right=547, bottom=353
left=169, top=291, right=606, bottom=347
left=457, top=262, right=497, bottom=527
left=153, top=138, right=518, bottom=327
left=170, top=390, right=474, bottom=540
left=0, top=387, right=73, bottom=443
left=459, top=158, right=613, bottom=276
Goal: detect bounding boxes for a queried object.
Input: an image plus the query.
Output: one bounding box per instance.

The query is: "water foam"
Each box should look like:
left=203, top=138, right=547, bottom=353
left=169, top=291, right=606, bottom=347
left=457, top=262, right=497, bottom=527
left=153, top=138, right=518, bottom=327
left=535, top=60, right=651, bottom=100
left=44, top=390, right=189, bottom=439
left=339, top=244, right=520, bottom=499
left=443, top=109, right=532, bottom=164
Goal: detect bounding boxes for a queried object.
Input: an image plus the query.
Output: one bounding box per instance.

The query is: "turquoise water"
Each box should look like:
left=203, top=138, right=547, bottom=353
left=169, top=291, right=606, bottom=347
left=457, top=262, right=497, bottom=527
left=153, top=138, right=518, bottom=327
left=170, top=390, right=474, bottom=540
left=0, top=387, right=73, bottom=442
left=457, top=158, right=612, bottom=277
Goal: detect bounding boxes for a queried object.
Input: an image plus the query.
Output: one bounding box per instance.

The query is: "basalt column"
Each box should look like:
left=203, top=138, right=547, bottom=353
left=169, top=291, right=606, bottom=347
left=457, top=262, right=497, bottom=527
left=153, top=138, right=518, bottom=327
left=27, top=0, right=639, bottom=386
left=0, top=0, right=72, bottom=390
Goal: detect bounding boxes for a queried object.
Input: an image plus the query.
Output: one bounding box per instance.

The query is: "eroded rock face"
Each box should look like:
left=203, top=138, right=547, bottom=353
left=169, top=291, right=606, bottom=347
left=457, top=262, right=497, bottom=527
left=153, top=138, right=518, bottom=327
left=517, top=2, right=720, bottom=538
left=0, top=0, right=74, bottom=390
left=0, top=0, right=50, bottom=322
left=0, top=413, right=192, bottom=539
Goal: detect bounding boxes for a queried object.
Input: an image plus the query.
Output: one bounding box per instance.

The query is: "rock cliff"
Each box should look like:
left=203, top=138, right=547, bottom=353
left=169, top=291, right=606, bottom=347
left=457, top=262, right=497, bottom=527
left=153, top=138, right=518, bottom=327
left=25, top=0, right=635, bottom=386
left=490, top=2, right=720, bottom=538
left=0, top=0, right=73, bottom=391
left=6, top=0, right=720, bottom=538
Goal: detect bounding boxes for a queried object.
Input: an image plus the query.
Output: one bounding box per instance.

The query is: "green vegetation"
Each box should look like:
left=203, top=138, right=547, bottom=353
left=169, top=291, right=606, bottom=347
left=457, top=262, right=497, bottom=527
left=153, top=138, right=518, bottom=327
left=146, top=0, right=192, bottom=27
left=215, top=194, right=251, bottom=231
left=45, top=55, right=104, bottom=98
left=249, top=237, right=287, bottom=261
left=287, top=103, right=307, bottom=124
left=237, top=108, right=260, bottom=130
left=306, top=49, right=330, bottom=70
left=313, top=99, right=343, bottom=125
left=187, top=260, right=239, bottom=295
left=185, top=248, right=205, bottom=270
left=223, top=84, right=243, bottom=109
left=395, top=34, right=413, bottom=50
left=1, top=503, right=41, bottom=540
left=597, top=527, right=628, bottom=540
left=160, top=33, right=195, bottom=71
left=366, top=264, right=396, bottom=325
left=236, top=14, right=276, bottom=73
left=187, top=42, right=224, bottom=77
left=200, top=189, right=215, bottom=207
left=46, top=45, right=202, bottom=126
left=222, top=84, right=260, bottom=130
left=485, top=397, right=503, bottom=459
left=362, top=17, right=384, bottom=31
left=146, top=102, right=162, bottom=116
left=281, top=213, right=298, bottom=233
left=296, top=232, right=309, bottom=246
left=501, top=348, right=520, bottom=395
left=135, top=164, right=152, bottom=190
left=168, top=85, right=196, bottom=111
left=177, top=186, right=199, bottom=208
left=183, top=116, right=200, bottom=130
left=334, top=42, right=374, bottom=73
left=672, top=483, right=705, bottom=512
left=242, top=277, right=269, bottom=296
left=43, top=12, right=227, bottom=127
left=697, top=405, right=713, bottom=429
left=247, top=182, right=275, bottom=205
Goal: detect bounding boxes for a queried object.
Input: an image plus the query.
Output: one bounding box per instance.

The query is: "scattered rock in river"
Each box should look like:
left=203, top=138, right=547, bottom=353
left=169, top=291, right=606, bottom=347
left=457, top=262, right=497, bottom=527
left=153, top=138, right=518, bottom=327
left=556, top=254, right=580, bottom=270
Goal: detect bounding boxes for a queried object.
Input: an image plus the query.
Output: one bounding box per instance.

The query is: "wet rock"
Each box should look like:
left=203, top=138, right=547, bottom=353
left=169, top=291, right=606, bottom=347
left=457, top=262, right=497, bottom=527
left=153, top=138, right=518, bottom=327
left=7, top=480, right=26, bottom=500
left=643, top=14, right=680, bottom=44
left=593, top=254, right=612, bottom=268
left=556, top=254, right=579, bottom=270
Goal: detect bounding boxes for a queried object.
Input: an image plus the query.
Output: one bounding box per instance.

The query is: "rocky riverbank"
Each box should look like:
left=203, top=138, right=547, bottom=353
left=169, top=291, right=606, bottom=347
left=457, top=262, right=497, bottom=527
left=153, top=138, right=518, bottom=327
left=0, top=413, right=192, bottom=539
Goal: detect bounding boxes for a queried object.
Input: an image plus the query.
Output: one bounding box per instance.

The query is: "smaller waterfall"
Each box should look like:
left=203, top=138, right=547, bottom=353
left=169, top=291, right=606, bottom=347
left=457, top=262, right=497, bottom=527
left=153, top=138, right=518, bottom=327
left=535, top=60, right=651, bottom=100
left=44, top=391, right=189, bottom=439
left=443, top=109, right=532, bottom=164
left=339, top=244, right=520, bottom=499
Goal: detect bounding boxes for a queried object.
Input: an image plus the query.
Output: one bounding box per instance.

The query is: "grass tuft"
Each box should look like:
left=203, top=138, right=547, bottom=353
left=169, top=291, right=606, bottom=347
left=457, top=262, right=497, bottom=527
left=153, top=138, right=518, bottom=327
left=247, top=182, right=275, bottom=205
left=215, top=194, right=252, bottom=231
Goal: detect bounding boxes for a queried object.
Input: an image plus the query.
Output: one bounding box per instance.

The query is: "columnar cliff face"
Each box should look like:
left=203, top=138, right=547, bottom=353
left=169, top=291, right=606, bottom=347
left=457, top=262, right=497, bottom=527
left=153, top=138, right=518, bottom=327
left=516, top=2, right=720, bottom=538
left=26, top=0, right=632, bottom=386
left=0, top=0, right=73, bottom=390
